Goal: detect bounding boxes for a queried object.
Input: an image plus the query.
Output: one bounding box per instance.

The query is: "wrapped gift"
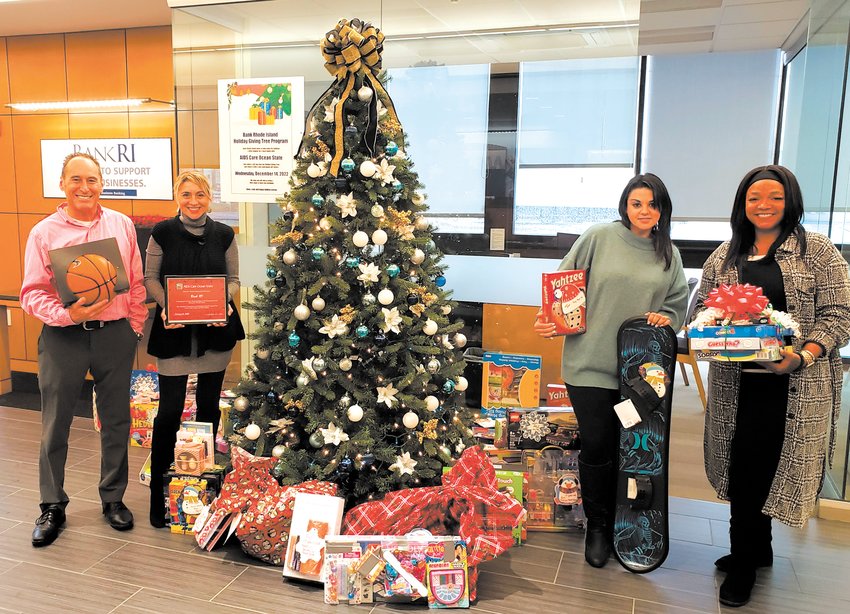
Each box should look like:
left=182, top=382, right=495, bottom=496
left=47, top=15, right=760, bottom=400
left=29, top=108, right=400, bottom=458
left=343, top=447, right=525, bottom=601
left=688, top=284, right=799, bottom=362
left=207, top=446, right=338, bottom=565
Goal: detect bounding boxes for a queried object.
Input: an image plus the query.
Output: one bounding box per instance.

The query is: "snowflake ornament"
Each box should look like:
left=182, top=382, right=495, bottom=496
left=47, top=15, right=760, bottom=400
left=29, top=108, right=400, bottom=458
left=519, top=411, right=550, bottom=442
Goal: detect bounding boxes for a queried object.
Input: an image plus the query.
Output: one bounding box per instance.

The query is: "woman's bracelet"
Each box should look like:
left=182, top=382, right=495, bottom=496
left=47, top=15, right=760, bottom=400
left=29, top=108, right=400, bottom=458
left=799, top=349, right=816, bottom=368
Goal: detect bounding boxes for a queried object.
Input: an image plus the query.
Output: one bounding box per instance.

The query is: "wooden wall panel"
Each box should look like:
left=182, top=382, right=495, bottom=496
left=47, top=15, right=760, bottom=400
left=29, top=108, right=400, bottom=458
left=66, top=30, right=127, bottom=103
left=0, top=213, right=21, bottom=296
left=483, top=304, right=564, bottom=400
left=176, top=110, right=194, bottom=168
left=68, top=112, right=130, bottom=138
left=191, top=110, right=219, bottom=169
left=7, top=34, right=67, bottom=106
left=8, top=308, right=25, bottom=360
left=23, top=311, right=42, bottom=361
left=0, top=38, right=10, bottom=108
left=0, top=115, right=17, bottom=213
left=12, top=114, right=68, bottom=214
left=127, top=27, right=174, bottom=102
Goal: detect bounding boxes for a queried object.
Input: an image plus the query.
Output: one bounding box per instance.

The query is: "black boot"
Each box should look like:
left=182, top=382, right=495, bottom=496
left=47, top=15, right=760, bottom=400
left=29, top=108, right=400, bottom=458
left=719, top=563, right=756, bottom=607
left=579, top=460, right=613, bottom=568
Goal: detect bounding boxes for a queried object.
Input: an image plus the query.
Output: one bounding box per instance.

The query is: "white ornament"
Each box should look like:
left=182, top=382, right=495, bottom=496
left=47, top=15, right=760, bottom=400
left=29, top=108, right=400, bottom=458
left=359, top=159, right=377, bottom=177
left=311, top=296, right=326, bottom=311
left=371, top=229, right=388, bottom=246
left=294, top=304, right=311, bottom=321
left=455, top=376, right=469, bottom=392
left=256, top=348, right=270, bottom=360
left=234, top=396, right=250, bottom=412
left=347, top=404, right=364, bottom=422
left=272, top=444, right=286, bottom=458
left=296, top=374, right=310, bottom=387
left=454, top=333, right=467, bottom=348
left=412, top=192, right=425, bottom=205
left=320, top=422, right=350, bottom=446
left=378, top=288, right=394, bottom=305
left=441, top=305, right=452, bottom=315
left=425, top=395, right=440, bottom=412
left=411, top=249, right=425, bottom=265
left=423, top=319, right=438, bottom=336
left=357, top=85, right=374, bottom=101
left=371, top=204, right=384, bottom=218
left=389, top=451, right=417, bottom=476
left=307, top=163, right=322, bottom=178
left=415, top=216, right=429, bottom=231
left=319, top=216, right=332, bottom=231
left=339, top=357, right=353, bottom=371
left=352, top=231, right=369, bottom=248
left=402, top=411, right=420, bottom=429
left=283, top=249, right=297, bottom=265
left=244, top=423, right=261, bottom=440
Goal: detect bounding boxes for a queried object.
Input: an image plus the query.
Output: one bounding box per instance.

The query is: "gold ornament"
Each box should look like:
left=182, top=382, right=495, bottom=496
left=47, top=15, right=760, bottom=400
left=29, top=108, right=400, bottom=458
left=339, top=304, right=356, bottom=324
left=417, top=418, right=439, bottom=443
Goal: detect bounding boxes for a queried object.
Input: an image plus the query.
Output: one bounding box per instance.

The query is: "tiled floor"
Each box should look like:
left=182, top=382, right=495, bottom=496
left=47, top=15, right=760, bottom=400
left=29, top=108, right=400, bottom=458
left=1, top=372, right=850, bottom=613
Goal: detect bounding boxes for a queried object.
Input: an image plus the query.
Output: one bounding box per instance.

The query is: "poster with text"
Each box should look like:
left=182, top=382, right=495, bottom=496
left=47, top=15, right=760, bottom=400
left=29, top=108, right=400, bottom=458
left=217, top=77, right=305, bottom=203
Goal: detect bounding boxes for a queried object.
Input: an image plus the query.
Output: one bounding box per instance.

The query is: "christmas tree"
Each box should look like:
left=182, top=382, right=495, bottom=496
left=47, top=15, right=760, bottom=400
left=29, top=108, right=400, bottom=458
left=230, top=18, right=476, bottom=504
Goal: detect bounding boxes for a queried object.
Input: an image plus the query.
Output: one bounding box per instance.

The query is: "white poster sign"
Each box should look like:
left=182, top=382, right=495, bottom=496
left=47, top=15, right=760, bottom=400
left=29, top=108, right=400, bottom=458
left=217, top=77, right=305, bottom=203
left=41, top=138, right=173, bottom=200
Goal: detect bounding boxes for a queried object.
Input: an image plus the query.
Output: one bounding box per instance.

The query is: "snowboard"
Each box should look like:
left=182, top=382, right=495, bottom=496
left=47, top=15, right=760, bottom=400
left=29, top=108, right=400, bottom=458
left=612, top=317, right=677, bottom=573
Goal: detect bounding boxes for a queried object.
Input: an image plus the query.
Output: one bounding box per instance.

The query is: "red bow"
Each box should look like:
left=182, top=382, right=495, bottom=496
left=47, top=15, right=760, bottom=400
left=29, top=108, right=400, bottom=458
left=705, top=283, right=768, bottom=321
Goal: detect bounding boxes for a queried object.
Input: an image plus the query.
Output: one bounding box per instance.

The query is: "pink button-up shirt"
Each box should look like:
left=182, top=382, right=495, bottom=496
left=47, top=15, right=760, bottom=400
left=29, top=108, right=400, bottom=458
left=21, top=203, right=147, bottom=333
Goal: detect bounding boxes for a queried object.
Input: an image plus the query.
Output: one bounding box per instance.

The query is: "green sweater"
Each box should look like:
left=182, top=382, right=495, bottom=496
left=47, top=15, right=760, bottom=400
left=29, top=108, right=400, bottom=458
left=558, top=222, right=688, bottom=390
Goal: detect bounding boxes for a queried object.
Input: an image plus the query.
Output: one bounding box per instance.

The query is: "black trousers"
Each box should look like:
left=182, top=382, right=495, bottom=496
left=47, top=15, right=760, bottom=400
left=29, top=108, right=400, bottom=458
left=149, top=370, right=225, bottom=517
left=566, top=384, right=621, bottom=526
left=727, top=372, right=788, bottom=565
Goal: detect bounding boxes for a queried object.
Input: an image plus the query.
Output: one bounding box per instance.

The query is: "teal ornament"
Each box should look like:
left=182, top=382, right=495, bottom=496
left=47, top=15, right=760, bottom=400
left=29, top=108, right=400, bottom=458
left=392, top=180, right=403, bottom=192
left=345, top=256, right=361, bottom=268
left=435, top=275, right=447, bottom=287
left=266, top=266, right=276, bottom=279
left=386, top=264, right=400, bottom=278
left=311, top=193, right=325, bottom=207
left=288, top=331, right=300, bottom=347
left=385, top=141, right=398, bottom=156
left=356, top=325, right=369, bottom=338
left=341, top=157, right=356, bottom=173
left=442, top=379, right=456, bottom=394
left=311, top=247, right=325, bottom=260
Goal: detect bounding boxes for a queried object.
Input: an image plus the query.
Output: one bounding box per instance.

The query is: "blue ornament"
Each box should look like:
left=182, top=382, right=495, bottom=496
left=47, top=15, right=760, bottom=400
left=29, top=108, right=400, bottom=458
left=339, top=456, right=353, bottom=472
left=266, top=266, right=276, bottom=278
left=288, top=331, right=300, bottom=347
left=355, top=325, right=369, bottom=338
left=392, top=180, right=403, bottom=193
left=345, top=256, right=361, bottom=268
left=344, top=125, right=358, bottom=136
left=341, top=157, right=356, bottom=173
left=386, top=264, right=400, bottom=278
left=267, top=390, right=278, bottom=402
left=435, top=275, right=447, bottom=287
left=311, top=193, right=325, bottom=207
left=442, top=379, right=456, bottom=394
left=385, top=141, right=398, bottom=156
left=312, top=247, right=325, bottom=260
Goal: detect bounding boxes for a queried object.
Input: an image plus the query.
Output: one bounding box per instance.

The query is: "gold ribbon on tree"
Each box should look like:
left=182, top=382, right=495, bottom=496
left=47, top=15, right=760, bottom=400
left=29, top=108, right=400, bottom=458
left=319, top=18, right=401, bottom=176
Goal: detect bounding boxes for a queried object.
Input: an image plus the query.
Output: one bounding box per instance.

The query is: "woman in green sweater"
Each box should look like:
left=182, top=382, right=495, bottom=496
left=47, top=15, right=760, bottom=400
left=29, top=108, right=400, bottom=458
left=534, top=173, right=688, bottom=568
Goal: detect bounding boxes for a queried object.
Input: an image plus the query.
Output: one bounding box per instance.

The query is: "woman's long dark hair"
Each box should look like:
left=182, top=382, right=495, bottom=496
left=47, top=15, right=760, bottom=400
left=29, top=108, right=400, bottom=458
left=618, top=173, right=674, bottom=270
left=723, top=164, right=807, bottom=270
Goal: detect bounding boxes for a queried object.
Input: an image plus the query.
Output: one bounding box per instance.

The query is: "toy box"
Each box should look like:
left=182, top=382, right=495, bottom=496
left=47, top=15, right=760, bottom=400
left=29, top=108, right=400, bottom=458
left=283, top=492, right=346, bottom=582
left=541, top=270, right=586, bottom=336
left=689, top=324, right=788, bottom=362
left=523, top=448, right=585, bottom=531
left=129, top=401, right=157, bottom=448
left=168, top=476, right=213, bottom=534
left=507, top=408, right=579, bottom=450
left=481, top=352, right=541, bottom=418
left=546, top=383, right=571, bottom=407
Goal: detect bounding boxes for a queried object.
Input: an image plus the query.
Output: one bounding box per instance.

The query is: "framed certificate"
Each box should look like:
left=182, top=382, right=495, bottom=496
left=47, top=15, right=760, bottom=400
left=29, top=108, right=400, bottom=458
left=164, top=275, right=228, bottom=325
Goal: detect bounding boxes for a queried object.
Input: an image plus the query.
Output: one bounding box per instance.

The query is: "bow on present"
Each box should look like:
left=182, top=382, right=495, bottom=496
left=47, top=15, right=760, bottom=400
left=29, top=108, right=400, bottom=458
left=705, top=283, right=769, bottom=322
left=300, top=18, right=402, bottom=176
left=342, top=446, right=525, bottom=568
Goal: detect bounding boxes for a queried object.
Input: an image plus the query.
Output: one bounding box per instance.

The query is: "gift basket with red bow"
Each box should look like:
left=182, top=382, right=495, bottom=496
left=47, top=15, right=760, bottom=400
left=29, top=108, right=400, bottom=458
left=688, top=283, right=799, bottom=362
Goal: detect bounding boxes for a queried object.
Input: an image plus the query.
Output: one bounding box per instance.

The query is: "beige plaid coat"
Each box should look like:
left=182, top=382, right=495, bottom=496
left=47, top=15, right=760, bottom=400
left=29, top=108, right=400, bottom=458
left=696, top=232, right=850, bottom=527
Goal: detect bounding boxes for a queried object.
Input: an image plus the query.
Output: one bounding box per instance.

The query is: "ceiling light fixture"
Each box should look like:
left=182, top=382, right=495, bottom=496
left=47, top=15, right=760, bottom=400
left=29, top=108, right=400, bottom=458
left=5, top=97, right=174, bottom=111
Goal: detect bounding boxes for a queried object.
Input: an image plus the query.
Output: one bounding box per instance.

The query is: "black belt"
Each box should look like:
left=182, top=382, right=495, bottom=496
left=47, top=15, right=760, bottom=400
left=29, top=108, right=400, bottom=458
left=77, top=319, right=122, bottom=331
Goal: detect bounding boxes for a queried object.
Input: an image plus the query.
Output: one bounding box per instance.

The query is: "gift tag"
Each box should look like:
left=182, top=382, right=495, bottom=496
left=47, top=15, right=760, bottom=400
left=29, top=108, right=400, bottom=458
left=614, top=398, right=642, bottom=429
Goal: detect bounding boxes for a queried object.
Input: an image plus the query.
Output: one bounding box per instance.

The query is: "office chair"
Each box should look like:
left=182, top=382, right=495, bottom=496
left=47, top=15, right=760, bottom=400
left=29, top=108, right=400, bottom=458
left=676, top=278, right=707, bottom=410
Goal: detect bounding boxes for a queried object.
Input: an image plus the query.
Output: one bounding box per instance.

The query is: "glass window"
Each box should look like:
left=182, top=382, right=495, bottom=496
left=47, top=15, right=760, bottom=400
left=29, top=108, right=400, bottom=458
left=514, top=57, right=638, bottom=236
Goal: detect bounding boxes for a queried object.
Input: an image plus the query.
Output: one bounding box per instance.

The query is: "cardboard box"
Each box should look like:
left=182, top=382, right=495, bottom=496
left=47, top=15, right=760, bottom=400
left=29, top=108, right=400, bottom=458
left=481, top=352, right=541, bottom=418
left=168, top=475, right=213, bottom=534
left=508, top=408, right=579, bottom=450
left=546, top=384, right=571, bottom=407
left=689, top=324, right=788, bottom=362
left=283, top=492, right=345, bottom=582
left=129, top=401, right=157, bottom=448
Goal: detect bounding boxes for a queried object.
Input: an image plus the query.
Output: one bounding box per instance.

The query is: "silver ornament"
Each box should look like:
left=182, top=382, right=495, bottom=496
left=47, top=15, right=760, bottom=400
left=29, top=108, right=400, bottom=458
left=283, top=249, right=297, bottom=265
left=272, top=444, right=286, bottom=458
left=454, top=333, right=467, bottom=348
left=256, top=348, right=270, bottom=360
left=362, top=292, right=376, bottom=306
left=339, top=394, right=352, bottom=408
left=233, top=396, right=250, bottom=412
left=296, top=374, right=310, bottom=387
left=427, top=358, right=441, bottom=373
left=339, top=357, right=353, bottom=371
left=312, top=357, right=327, bottom=371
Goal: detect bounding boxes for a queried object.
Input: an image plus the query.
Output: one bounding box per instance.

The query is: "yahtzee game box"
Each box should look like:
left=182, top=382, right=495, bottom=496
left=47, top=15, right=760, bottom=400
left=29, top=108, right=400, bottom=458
left=542, top=269, right=586, bottom=336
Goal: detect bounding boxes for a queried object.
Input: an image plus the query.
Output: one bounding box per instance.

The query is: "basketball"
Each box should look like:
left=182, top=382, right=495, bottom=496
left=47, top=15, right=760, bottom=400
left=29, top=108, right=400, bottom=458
left=65, top=253, right=118, bottom=304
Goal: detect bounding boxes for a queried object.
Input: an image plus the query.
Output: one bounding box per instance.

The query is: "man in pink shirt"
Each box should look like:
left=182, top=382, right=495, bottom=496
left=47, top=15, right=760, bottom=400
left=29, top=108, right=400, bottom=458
left=21, top=152, right=147, bottom=546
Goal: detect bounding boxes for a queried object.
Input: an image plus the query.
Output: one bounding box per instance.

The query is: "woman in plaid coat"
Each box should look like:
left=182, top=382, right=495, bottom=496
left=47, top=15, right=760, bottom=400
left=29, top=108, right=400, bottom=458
left=695, top=165, right=850, bottom=607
